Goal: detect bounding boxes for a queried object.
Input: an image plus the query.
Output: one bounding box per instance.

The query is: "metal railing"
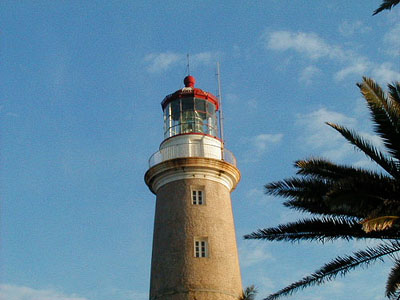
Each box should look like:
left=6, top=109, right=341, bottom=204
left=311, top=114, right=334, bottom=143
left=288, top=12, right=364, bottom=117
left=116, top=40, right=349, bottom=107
left=148, top=142, right=237, bottom=168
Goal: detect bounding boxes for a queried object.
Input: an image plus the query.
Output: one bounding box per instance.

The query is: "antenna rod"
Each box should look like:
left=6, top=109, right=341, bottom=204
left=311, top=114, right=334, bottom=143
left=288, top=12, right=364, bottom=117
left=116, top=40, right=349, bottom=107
left=216, top=62, right=225, bottom=159
left=187, top=54, right=190, bottom=75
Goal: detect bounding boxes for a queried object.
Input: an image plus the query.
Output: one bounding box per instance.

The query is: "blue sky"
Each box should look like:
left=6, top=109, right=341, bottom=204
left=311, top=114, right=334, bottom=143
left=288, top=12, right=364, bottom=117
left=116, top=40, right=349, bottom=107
left=1, top=1, right=400, bottom=300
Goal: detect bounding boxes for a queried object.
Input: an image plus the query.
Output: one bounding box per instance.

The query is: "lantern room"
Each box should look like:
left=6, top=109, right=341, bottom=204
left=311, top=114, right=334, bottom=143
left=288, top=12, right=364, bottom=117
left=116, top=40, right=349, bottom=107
left=161, top=76, right=220, bottom=140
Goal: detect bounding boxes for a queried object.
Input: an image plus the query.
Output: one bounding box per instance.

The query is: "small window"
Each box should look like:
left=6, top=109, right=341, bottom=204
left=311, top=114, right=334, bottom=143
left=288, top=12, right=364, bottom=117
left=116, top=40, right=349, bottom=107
left=192, top=190, right=204, bottom=205
left=194, top=238, right=208, bottom=258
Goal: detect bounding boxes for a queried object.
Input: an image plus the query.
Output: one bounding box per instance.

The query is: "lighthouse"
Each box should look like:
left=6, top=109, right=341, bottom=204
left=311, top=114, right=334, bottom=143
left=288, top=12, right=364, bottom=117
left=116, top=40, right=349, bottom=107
left=145, top=76, right=242, bottom=300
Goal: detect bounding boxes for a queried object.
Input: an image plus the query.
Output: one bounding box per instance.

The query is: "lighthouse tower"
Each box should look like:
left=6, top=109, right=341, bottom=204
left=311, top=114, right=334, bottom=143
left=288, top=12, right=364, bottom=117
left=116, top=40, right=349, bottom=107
left=145, top=76, right=242, bottom=300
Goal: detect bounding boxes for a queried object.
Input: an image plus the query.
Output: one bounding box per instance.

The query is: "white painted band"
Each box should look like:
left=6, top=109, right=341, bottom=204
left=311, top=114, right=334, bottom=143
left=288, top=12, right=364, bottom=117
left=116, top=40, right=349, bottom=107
left=145, top=157, right=240, bottom=195
left=152, top=167, right=234, bottom=192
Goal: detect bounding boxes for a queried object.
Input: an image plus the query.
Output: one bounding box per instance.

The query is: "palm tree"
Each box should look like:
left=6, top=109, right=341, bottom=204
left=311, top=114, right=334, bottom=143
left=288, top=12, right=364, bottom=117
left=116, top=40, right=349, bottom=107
left=245, top=77, right=400, bottom=300
left=240, top=285, right=258, bottom=300
left=373, top=0, right=399, bottom=15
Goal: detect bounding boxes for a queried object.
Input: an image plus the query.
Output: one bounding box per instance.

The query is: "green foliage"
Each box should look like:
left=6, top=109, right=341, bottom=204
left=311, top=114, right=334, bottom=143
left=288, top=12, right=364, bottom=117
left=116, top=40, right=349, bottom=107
left=240, top=285, right=258, bottom=300
left=245, top=78, right=400, bottom=299
left=266, top=241, right=400, bottom=300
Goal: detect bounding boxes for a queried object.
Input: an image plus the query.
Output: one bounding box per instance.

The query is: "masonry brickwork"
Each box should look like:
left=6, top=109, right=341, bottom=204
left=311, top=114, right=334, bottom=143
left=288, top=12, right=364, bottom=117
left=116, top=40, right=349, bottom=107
left=146, top=159, right=242, bottom=300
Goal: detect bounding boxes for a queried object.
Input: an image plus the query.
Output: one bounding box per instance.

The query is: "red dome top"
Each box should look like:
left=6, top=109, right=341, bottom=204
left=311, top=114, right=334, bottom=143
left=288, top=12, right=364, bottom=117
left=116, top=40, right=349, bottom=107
left=161, top=76, right=219, bottom=111
left=184, top=75, right=196, bottom=87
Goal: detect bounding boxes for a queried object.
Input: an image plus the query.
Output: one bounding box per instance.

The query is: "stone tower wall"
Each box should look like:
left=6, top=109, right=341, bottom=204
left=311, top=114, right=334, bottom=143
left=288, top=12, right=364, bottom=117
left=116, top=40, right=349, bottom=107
left=149, top=178, right=242, bottom=300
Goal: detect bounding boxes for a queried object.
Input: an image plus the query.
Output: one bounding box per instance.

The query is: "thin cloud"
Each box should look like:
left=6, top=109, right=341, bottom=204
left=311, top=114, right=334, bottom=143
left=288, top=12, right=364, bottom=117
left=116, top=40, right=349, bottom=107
left=239, top=242, right=272, bottom=267
left=263, top=30, right=345, bottom=60
left=241, top=133, right=283, bottom=163
left=372, top=62, right=400, bottom=83
left=321, top=143, right=356, bottom=162
left=300, top=65, right=321, bottom=85
left=338, top=20, right=370, bottom=37
left=296, top=108, right=357, bottom=161
left=297, top=108, right=356, bottom=148
left=334, top=59, right=370, bottom=81
left=253, top=133, right=283, bottom=154
left=0, top=284, right=88, bottom=300
left=384, top=22, right=400, bottom=56
left=245, top=188, right=276, bottom=205
left=240, top=133, right=283, bottom=163
left=144, top=51, right=221, bottom=73
left=296, top=106, right=387, bottom=167
left=246, top=188, right=264, bottom=199
left=191, top=51, right=221, bottom=66
left=144, top=52, right=182, bottom=73
left=353, top=97, right=370, bottom=118
left=262, top=29, right=399, bottom=83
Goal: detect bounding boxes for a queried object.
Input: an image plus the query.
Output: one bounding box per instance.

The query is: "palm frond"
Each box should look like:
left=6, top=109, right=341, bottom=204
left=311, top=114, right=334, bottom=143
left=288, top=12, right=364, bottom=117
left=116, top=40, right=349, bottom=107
left=295, top=158, right=379, bottom=180
left=240, top=285, right=258, bottom=300
left=373, top=0, right=400, bottom=15
left=386, top=259, right=400, bottom=299
left=358, top=77, right=400, bottom=161
left=265, top=177, right=331, bottom=201
left=267, top=167, right=400, bottom=218
left=282, top=198, right=356, bottom=218
left=361, top=216, right=400, bottom=233
left=265, top=177, right=338, bottom=216
left=327, top=122, right=400, bottom=178
left=388, top=82, right=400, bottom=113
left=248, top=79, right=400, bottom=300
left=264, top=241, right=400, bottom=300
left=359, top=77, right=395, bottom=114
left=295, top=159, right=397, bottom=205
left=324, top=176, right=400, bottom=217
left=244, top=217, right=400, bottom=242
left=323, top=192, right=400, bottom=219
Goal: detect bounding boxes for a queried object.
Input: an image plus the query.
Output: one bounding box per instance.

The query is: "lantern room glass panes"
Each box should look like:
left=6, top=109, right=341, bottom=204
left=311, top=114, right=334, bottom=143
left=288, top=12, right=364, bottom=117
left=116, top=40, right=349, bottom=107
left=163, top=98, right=218, bottom=139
